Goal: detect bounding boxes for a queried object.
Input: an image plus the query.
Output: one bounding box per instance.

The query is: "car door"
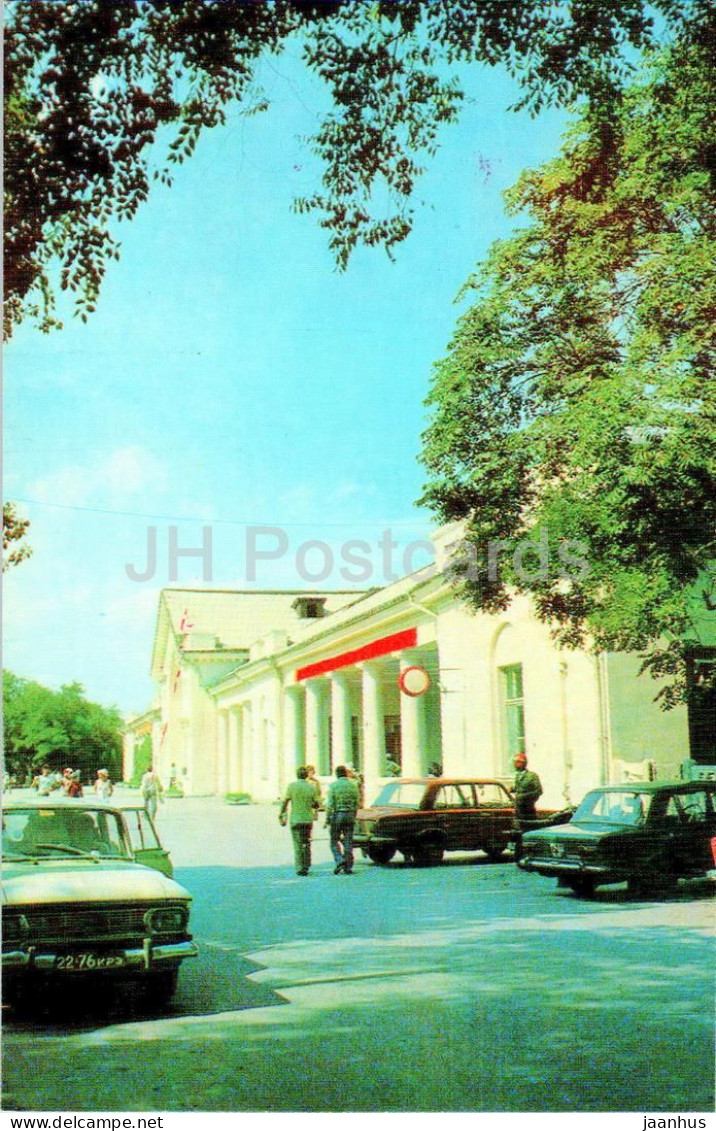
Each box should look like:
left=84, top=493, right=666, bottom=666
left=473, top=782, right=515, bottom=851
left=666, top=788, right=716, bottom=873
left=429, top=784, right=480, bottom=850
left=122, top=807, right=174, bottom=877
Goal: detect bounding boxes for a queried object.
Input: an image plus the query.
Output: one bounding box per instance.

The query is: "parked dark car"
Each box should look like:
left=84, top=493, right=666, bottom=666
left=2, top=798, right=198, bottom=1006
left=517, top=780, right=716, bottom=897
left=354, top=777, right=573, bottom=866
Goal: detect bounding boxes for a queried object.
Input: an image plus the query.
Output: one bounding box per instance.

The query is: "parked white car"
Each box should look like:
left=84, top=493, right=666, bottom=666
left=2, top=798, right=198, bottom=1006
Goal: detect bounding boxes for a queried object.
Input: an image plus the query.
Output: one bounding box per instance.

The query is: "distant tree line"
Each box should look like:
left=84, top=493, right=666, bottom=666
left=3, top=671, right=124, bottom=784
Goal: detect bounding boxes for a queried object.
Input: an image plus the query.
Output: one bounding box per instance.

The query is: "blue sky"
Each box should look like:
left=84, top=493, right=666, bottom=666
left=4, top=53, right=567, bottom=715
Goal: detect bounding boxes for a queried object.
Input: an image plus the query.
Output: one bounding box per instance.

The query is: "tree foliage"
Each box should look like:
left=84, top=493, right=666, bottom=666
left=4, top=0, right=705, bottom=337
left=421, top=17, right=716, bottom=705
left=2, top=671, right=124, bottom=782
left=3, top=502, right=32, bottom=571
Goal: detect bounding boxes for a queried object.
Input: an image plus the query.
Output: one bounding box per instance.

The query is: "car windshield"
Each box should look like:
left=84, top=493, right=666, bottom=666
left=371, top=781, right=427, bottom=809
left=2, top=807, right=131, bottom=859
left=573, top=790, right=652, bottom=826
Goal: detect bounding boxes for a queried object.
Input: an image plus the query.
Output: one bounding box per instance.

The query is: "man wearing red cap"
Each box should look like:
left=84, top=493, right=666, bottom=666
left=512, top=753, right=543, bottom=822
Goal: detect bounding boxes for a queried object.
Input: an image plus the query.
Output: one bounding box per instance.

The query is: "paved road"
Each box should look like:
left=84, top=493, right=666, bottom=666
left=3, top=793, right=715, bottom=1113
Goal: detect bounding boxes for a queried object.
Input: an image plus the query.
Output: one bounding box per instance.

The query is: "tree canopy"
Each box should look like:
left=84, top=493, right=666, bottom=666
left=420, top=19, right=715, bottom=705
left=4, top=0, right=706, bottom=338
left=3, top=671, right=124, bottom=782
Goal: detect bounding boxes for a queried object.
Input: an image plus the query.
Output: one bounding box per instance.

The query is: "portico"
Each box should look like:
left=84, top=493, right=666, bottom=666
left=281, top=639, right=442, bottom=787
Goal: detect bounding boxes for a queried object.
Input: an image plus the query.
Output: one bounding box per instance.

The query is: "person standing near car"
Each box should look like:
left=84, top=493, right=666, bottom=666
left=326, top=765, right=361, bottom=875
left=279, top=766, right=320, bottom=876
left=141, top=765, right=164, bottom=819
left=512, top=753, right=543, bottom=821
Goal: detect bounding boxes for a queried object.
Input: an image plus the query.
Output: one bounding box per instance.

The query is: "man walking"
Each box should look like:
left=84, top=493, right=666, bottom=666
left=512, top=752, right=543, bottom=821
left=326, top=765, right=361, bottom=875
left=141, top=765, right=164, bottom=819
left=279, top=765, right=320, bottom=876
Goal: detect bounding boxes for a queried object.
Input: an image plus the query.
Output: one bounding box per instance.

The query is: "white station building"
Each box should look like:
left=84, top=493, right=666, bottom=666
left=124, top=527, right=711, bottom=808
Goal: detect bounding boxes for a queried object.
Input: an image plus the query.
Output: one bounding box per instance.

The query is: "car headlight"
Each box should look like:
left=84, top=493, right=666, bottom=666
left=143, top=905, right=189, bottom=934
left=1, top=912, right=29, bottom=942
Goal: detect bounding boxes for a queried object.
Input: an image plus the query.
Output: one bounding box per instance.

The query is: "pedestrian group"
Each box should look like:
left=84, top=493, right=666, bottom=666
left=280, top=763, right=361, bottom=876
left=279, top=753, right=543, bottom=878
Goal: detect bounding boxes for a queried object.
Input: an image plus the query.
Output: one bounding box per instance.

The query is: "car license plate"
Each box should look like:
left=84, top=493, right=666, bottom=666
left=54, top=952, right=125, bottom=971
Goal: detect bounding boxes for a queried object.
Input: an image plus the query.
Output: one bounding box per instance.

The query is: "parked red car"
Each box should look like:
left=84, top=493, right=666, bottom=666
left=354, top=777, right=573, bottom=866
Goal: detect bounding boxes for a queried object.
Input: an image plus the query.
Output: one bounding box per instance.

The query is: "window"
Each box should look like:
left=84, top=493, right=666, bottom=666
left=475, top=782, right=513, bottom=807
left=372, top=781, right=426, bottom=808
left=500, top=663, right=526, bottom=766
left=574, top=790, right=651, bottom=826
left=384, top=715, right=401, bottom=763
left=666, top=790, right=710, bottom=823
left=433, top=784, right=474, bottom=809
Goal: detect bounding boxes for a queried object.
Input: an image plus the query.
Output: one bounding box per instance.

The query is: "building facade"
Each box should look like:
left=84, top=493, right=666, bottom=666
left=128, top=527, right=709, bottom=806
left=146, top=587, right=365, bottom=795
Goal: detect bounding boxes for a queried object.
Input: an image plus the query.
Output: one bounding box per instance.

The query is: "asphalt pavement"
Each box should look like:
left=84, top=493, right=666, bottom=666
left=2, top=791, right=715, bottom=1113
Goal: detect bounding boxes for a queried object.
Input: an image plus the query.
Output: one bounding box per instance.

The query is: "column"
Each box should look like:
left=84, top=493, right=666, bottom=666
left=243, top=703, right=254, bottom=797
left=227, top=705, right=243, bottom=794
left=305, top=679, right=329, bottom=774
left=282, top=687, right=305, bottom=786
left=330, top=671, right=352, bottom=767
left=216, top=709, right=230, bottom=795
left=399, top=655, right=427, bottom=777
left=361, top=661, right=384, bottom=795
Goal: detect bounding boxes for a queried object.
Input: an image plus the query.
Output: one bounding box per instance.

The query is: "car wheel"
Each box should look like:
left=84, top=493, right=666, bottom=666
left=565, top=877, right=596, bottom=898
left=367, top=844, right=397, bottom=865
left=484, top=844, right=508, bottom=862
left=412, top=844, right=444, bottom=867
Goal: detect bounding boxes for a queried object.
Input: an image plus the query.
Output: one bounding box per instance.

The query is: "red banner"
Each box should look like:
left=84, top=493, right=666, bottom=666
left=295, top=627, right=418, bottom=682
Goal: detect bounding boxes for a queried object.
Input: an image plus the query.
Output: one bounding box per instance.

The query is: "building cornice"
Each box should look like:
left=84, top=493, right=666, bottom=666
left=208, top=567, right=454, bottom=699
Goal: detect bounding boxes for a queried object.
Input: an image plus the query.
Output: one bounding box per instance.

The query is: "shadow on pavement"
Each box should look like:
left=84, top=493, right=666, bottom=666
left=2, top=948, right=284, bottom=1034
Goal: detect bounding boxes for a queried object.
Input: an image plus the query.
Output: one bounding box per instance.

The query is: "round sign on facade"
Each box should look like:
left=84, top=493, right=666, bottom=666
left=398, top=665, right=431, bottom=697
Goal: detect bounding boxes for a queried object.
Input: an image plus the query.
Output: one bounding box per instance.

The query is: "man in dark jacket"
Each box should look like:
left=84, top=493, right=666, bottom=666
left=326, top=765, right=361, bottom=875
left=512, top=753, right=543, bottom=822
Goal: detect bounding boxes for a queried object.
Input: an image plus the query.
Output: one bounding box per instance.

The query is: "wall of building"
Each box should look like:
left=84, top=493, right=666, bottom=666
left=433, top=597, right=606, bottom=809
left=154, top=649, right=219, bottom=795
left=606, top=652, right=689, bottom=781
left=214, top=666, right=286, bottom=801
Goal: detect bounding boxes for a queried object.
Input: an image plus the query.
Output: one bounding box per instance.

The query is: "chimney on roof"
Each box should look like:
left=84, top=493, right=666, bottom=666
left=292, top=596, right=327, bottom=619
